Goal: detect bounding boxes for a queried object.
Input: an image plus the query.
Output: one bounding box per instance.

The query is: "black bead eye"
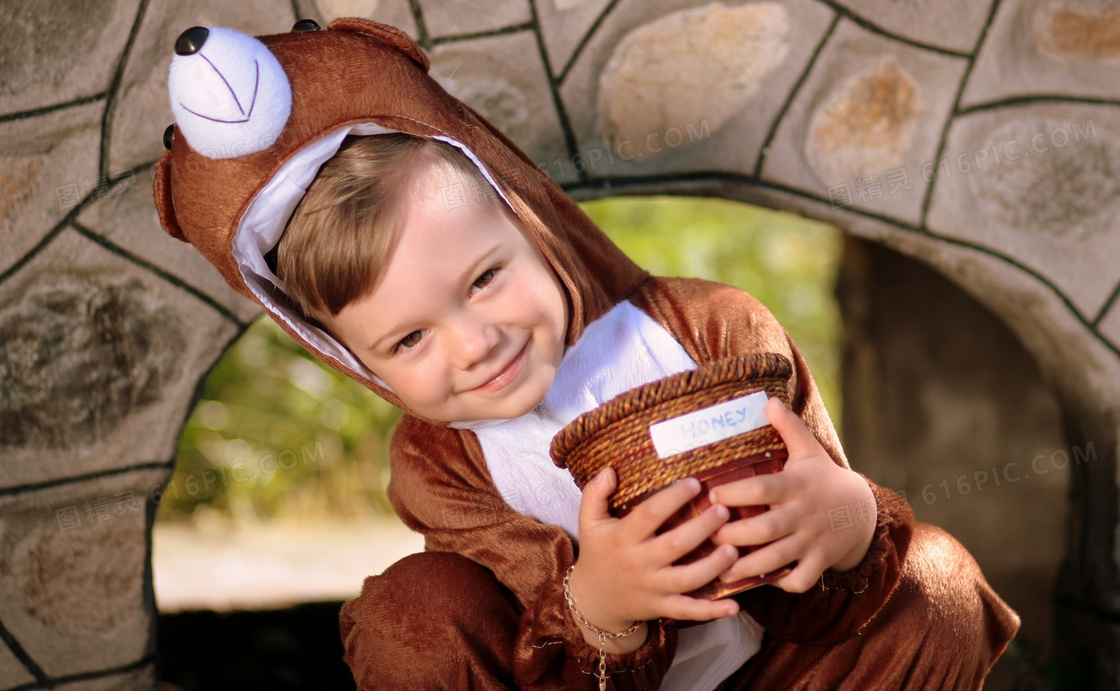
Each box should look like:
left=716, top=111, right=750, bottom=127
left=163, top=124, right=175, bottom=150
left=292, top=19, right=321, bottom=32
left=175, top=26, right=209, bottom=56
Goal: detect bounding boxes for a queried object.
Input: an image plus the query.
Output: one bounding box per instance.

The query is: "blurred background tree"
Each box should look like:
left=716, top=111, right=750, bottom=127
left=156, top=197, right=842, bottom=524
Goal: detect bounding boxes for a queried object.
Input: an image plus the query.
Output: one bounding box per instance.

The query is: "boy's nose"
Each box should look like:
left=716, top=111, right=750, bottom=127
left=449, top=319, right=501, bottom=371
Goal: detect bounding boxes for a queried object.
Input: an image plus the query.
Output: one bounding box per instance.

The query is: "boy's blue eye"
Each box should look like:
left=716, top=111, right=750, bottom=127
left=398, top=330, right=424, bottom=350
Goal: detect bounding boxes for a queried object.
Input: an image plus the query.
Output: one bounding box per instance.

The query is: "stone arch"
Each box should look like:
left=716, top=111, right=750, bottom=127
left=1, top=0, right=1117, bottom=685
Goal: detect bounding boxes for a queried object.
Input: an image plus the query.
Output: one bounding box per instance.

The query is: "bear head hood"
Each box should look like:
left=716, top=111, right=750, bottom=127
left=153, top=17, right=647, bottom=418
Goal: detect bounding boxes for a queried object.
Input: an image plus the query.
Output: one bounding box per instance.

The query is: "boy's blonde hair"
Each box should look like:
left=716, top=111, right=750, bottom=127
left=275, top=133, right=496, bottom=323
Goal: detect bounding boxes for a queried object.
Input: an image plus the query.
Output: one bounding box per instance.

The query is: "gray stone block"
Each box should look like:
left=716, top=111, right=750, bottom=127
left=418, top=0, right=530, bottom=39
left=76, top=166, right=261, bottom=324
left=761, top=17, right=968, bottom=226
left=0, top=101, right=102, bottom=278
left=0, top=641, right=35, bottom=691
left=0, top=0, right=141, bottom=116
left=926, top=105, right=1120, bottom=318
left=560, top=0, right=834, bottom=182
left=0, top=229, right=240, bottom=489
left=430, top=31, right=567, bottom=167
left=536, top=0, right=614, bottom=77
left=961, top=0, right=1120, bottom=108
left=0, top=468, right=168, bottom=679
left=1101, top=298, right=1120, bottom=351
left=107, top=0, right=297, bottom=173
left=831, top=0, right=995, bottom=54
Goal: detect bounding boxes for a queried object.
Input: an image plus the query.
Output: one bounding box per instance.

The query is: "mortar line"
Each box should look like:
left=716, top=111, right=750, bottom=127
left=0, top=616, right=48, bottom=686
left=99, top=0, right=152, bottom=181
left=813, top=0, right=973, bottom=58
left=919, top=0, right=1002, bottom=228
left=69, top=221, right=246, bottom=327
left=407, top=0, right=431, bottom=50
left=528, top=0, right=582, bottom=178
left=0, top=461, right=173, bottom=499
left=753, top=11, right=841, bottom=178
left=0, top=93, right=107, bottom=124
left=958, top=94, right=1120, bottom=117
left=556, top=0, right=622, bottom=86
left=430, top=22, right=535, bottom=46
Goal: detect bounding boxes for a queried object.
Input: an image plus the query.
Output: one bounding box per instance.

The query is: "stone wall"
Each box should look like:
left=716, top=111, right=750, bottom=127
left=1, top=0, right=1117, bottom=687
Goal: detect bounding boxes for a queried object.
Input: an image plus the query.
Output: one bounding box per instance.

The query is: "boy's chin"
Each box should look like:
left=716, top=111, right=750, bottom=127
left=460, top=396, right=548, bottom=423
left=434, top=387, right=550, bottom=424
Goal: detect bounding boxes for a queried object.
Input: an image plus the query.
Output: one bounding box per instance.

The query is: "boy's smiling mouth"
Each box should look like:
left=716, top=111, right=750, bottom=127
left=470, top=342, right=529, bottom=394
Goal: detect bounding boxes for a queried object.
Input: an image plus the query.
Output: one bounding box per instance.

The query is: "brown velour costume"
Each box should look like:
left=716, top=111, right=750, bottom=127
left=153, top=17, right=1020, bottom=690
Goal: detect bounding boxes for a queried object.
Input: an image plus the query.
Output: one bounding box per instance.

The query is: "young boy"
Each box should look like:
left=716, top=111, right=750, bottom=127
left=154, top=19, right=1019, bottom=690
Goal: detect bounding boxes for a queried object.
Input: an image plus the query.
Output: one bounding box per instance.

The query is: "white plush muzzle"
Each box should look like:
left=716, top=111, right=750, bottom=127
left=168, top=26, right=292, bottom=159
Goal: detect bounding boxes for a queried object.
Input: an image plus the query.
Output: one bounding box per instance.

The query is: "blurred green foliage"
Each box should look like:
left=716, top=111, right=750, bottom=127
left=157, top=196, right=842, bottom=524
left=581, top=196, right=842, bottom=419
left=158, top=319, right=401, bottom=524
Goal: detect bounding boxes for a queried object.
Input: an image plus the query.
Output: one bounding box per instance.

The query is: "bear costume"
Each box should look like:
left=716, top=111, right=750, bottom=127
left=153, top=18, right=1019, bottom=690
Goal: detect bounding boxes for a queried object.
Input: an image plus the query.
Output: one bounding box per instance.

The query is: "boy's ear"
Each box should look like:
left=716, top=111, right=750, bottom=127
left=153, top=149, right=188, bottom=242
left=327, top=17, right=430, bottom=72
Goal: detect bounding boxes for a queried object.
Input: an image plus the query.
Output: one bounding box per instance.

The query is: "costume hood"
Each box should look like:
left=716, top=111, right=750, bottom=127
left=153, top=17, right=647, bottom=414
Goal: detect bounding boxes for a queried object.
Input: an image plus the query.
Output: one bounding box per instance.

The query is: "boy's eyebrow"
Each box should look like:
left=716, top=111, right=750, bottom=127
left=456, top=243, right=501, bottom=286
left=365, top=243, right=502, bottom=352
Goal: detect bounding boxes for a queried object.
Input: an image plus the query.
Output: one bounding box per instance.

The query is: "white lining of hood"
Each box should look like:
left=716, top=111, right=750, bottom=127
left=231, top=122, right=513, bottom=387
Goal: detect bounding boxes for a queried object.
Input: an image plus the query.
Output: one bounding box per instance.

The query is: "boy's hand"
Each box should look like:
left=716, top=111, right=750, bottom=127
left=567, top=467, right=741, bottom=645
left=708, top=397, right=876, bottom=593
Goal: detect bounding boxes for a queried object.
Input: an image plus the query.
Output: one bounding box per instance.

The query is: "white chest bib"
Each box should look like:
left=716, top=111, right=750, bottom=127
left=454, top=301, right=763, bottom=690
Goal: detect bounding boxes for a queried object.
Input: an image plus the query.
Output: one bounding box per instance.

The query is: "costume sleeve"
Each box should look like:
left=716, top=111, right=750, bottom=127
left=388, top=415, right=678, bottom=689
left=631, top=276, right=914, bottom=646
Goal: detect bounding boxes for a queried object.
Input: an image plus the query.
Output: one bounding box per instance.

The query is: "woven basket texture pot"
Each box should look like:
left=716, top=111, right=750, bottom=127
left=551, top=353, right=795, bottom=599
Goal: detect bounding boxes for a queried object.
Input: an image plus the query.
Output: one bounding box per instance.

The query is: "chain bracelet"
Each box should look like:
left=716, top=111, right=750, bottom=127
left=563, top=564, right=642, bottom=691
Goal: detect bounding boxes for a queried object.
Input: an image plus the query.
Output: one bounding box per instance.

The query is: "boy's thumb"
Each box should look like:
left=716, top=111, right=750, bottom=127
left=580, top=467, right=617, bottom=522
left=766, top=397, right=812, bottom=455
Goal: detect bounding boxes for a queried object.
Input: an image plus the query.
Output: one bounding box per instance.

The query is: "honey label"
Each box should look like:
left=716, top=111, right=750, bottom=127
left=649, top=391, right=770, bottom=459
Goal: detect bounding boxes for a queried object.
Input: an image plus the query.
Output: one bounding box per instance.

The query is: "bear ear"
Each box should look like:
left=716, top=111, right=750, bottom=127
left=153, top=150, right=188, bottom=242
left=327, top=17, right=430, bottom=71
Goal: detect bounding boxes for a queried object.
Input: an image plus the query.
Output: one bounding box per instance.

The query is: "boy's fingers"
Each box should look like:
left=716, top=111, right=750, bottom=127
left=773, top=558, right=828, bottom=594
left=659, top=593, right=739, bottom=623
left=622, top=477, right=702, bottom=537
left=711, top=506, right=794, bottom=548
left=765, top=397, right=817, bottom=457
left=650, top=504, right=731, bottom=562
left=578, top=467, right=617, bottom=525
left=661, top=542, right=738, bottom=593
left=718, top=535, right=803, bottom=585
left=708, top=472, right=790, bottom=509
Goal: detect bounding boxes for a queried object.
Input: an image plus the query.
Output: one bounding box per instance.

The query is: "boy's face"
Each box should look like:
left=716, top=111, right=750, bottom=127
left=325, top=158, right=569, bottom=423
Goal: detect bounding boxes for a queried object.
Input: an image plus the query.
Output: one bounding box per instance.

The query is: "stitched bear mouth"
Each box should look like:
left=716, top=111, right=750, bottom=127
left=179, top=56, right=259, bottom=125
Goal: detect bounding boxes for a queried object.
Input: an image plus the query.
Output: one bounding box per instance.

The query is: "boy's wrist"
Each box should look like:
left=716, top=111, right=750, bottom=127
left=564, top=563, right=637, bottom=634
left=563, top=564, right=648, bottom=667
left=832, top=524, right=875, bottom=572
